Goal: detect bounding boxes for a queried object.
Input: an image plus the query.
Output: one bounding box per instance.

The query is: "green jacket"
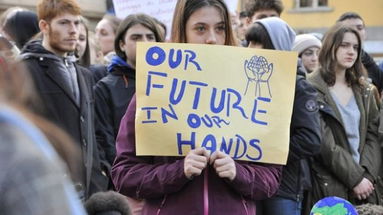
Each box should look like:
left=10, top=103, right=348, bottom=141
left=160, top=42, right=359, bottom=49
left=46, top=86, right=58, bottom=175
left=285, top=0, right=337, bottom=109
left=307, top=70, right=381, bottom=206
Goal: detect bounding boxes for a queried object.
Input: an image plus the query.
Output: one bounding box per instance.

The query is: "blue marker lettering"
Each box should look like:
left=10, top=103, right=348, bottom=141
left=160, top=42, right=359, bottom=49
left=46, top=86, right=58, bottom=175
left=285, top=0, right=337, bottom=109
left=246, top=139, right=262, bottom=161
left=184, top=50, right=202, bottom=71
left=141, top=106, right=158, bottom=123
left=251, top=97, right=270, bottom=126
left=169, top=78, right=186, bottom=105
left=233, top=134, right=247, bottom=159
left=210, top=88, right=226, bottom=114
left=177, top=132, right=196, bottom=155
left=189, top=81, right=208, bottom=110
left=226, top=88, right=248, bottom=119
left=146, top=46, right=166, bottom=66
left=187, top=113, right=201, bottom=129
left=161, top=104, right=178, bottom=123
left=169, top=49, right=182, bottom=69
left=201, top=134, right=217, bottom=154
left=146, top=71, right=167, bottom=96
left=220, top=137, right=233, bottom=154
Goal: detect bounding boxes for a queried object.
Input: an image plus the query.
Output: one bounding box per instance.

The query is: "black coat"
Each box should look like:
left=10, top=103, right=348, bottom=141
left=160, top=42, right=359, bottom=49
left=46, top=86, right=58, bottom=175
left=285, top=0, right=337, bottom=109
left=89, top=64, right=108, bottom=84
left=20, top=40, right=108, bottom=198
left=274, top=64, right=321, bottom=201
left=94, top=61, right=136, bottom=166
left=362, top=50, right=383, bottom=94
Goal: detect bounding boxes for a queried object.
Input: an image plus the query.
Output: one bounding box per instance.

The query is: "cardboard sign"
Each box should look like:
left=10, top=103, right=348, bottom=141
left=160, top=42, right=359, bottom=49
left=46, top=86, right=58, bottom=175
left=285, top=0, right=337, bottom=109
left=135, top=42, right=297, bottom=164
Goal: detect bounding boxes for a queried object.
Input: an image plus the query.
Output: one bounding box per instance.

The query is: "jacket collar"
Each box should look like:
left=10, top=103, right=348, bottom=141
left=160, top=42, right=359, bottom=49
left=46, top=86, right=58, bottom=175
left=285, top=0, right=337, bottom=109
left=308, top=70, right=367, bottom=147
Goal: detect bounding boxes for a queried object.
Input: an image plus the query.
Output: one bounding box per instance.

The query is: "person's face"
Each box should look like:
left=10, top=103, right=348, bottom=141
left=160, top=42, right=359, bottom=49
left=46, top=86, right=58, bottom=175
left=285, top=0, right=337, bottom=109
left=237, top=17, right=249, bottom=41
left=301, top=46, right=320, bottom=73
left=185, top=6, right=226, bottom=45
left=251, top=9, right=279, bottom=22
left=340, top=18, right=366, bottom=41
left=76, top=23, right=87, bottom=59
left=41, top=13, right=80, bottom=56
left=119, top=24, right=156, bottom=68
left=95, top=19, right=116, bottom=55
left=335, top=32, right=359, bottom=71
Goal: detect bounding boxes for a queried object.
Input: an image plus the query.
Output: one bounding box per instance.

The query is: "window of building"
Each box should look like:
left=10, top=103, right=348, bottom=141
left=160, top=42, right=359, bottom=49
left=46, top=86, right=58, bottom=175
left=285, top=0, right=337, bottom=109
left=292, top=0, right=331, bottom=12
left=296, top=0, right=328, bottom=8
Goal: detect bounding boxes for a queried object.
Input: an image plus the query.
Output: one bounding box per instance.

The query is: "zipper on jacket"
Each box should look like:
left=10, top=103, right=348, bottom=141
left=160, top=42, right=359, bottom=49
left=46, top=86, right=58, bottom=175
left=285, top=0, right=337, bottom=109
left=156, top=195, right=167, bottom=215
left=241, top=196, right=249, bottom=215
left=204, top=166, right=209, bottom=215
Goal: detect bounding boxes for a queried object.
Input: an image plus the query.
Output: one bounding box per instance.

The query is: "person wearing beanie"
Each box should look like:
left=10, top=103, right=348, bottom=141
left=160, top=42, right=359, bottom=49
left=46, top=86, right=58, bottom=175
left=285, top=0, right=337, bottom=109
left=246, top=17, right=321, bottom=215
left=3, top=9, right=40, bottom=50
left=293, top=34, right=322, bottom=73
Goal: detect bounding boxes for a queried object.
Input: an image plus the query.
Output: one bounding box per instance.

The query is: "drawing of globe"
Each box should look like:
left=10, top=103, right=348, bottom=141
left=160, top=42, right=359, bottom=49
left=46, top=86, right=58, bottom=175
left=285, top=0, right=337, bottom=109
left=253, top=56, right=269, bottom=72
left=310, top=196, right=357, bottom=215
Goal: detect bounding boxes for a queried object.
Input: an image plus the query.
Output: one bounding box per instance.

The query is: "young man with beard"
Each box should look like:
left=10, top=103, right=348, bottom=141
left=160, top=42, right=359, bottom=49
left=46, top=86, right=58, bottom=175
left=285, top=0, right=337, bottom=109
left=20, top=0, right=108, bottom=199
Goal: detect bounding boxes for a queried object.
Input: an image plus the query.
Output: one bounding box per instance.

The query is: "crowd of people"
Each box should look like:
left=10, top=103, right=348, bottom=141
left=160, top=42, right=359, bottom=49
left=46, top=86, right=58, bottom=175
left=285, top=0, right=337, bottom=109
left=0, top=0, right=383, bottom=214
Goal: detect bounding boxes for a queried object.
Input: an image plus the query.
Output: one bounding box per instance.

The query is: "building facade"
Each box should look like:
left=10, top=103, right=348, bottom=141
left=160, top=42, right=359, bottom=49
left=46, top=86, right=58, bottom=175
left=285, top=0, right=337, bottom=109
left=0, top=0, right=106, bottom=29
left=241, top=0, right=383, bottom=59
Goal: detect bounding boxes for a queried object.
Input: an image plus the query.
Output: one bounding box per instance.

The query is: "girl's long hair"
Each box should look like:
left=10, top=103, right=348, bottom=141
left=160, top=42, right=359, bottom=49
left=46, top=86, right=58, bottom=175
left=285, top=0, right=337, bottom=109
left=319, top=23, right=365, bottom=87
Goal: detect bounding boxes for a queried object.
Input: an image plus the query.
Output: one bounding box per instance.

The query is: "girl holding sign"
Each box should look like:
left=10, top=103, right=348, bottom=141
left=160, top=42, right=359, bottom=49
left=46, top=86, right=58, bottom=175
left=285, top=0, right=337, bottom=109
left=111, top=0, right=283, bottom=214
left=306, top=24, right=381, bottom=208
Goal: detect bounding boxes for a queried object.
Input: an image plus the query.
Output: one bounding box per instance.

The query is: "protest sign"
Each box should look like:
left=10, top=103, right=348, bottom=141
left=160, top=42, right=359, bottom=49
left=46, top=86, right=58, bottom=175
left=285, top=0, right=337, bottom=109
left=135, top=42, right=297, bottom=164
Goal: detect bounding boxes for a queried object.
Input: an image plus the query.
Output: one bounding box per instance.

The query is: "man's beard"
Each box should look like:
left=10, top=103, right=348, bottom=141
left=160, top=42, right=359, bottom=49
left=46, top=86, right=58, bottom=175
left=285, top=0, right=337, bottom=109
left=48, top=28, right=76, bottom=54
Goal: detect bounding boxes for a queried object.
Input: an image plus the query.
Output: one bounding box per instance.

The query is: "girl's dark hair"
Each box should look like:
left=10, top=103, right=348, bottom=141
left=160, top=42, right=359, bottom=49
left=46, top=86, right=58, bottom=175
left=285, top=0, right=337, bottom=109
left=114, top=13, right=163, bottom=61
left=245, top=0, right=284, bottom=18
left=245, top=22, right=274, bottom=50
left=337, top=12, right=364, bottom=23
left=171, top=0, right=236, bottom=46
left=77, top=16, right=91, bottom=67
left=319, top=23, right=365, bottom=87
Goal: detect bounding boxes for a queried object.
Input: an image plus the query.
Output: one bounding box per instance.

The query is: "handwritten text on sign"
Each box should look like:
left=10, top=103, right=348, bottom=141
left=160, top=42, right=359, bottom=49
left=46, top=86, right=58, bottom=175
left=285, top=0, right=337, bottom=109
left=135, top=42, right=297, bottom=164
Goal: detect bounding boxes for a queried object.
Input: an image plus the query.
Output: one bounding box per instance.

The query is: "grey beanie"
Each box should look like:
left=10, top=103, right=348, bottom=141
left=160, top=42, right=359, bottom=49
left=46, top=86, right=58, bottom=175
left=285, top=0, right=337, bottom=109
left=256, top=17, right=296, bottom=51
left=292, top=34, right=322, bottom=54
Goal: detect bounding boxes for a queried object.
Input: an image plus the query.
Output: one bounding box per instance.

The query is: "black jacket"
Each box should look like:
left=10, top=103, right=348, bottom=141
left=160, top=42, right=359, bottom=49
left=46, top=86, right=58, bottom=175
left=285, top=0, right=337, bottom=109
left=94, top=59, right=136, bottom=166
left=274, top=64, right=322, bottom=201
left=362, top=50, right=383, bottom=94
left=20, top=40, right=108, bottom=198
left=89, top=64, right=108, bottom=84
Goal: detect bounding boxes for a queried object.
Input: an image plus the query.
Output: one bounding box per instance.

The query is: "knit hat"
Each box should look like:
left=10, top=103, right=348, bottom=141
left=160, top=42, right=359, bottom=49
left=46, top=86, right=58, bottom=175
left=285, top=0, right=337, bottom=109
left=256, top=17, right=296, bottom=51
left=292, top=34, right=322, bottom=54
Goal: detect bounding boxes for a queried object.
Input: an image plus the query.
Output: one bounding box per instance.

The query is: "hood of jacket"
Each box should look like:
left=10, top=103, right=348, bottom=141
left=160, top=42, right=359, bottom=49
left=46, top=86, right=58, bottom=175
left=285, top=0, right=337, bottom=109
left=107, top=55, right=135, bottom=79
left=256, top=17, right=296, bottom=51
left=20, top=39, right=64, bottom=62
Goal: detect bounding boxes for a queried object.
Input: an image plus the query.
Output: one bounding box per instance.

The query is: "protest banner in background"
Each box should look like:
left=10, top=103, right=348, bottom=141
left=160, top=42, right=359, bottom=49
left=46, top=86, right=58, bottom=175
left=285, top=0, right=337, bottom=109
left=135, top=42, right=297, bottom=165
left=113, top=0, right=177, bottom=39
left=112, top=0, right=239, bottom=39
